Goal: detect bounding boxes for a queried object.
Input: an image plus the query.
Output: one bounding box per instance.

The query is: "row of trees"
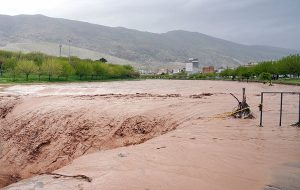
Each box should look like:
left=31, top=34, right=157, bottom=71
left=220, top=54, right=300, bottom=81
left=0, top=50, right=139, bottom=81
left=143, top=72, right=217, bottom=80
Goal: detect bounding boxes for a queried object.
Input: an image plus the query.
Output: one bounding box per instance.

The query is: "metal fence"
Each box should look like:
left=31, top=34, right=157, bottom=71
left=259, top=92, right=300, bottom=127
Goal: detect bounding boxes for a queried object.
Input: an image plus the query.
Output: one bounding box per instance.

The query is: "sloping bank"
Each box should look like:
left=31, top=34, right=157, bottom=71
left=0, top=93, right=183, bottom=187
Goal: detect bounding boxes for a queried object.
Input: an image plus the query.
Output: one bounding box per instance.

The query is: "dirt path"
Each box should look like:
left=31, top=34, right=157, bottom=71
left=1, top=80, right=299, bottom=190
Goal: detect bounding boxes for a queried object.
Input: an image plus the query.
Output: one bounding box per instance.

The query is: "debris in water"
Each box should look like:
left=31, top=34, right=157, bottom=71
left=190, top=93, right=213, bottom=99
left=118, top=153, right=128, bottom=157
left=40, top=172, right=92, bottom=182
left=230, top=88, right=254, bottom=119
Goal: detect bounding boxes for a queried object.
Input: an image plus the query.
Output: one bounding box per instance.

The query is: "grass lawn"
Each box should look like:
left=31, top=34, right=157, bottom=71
left=0, top=74, right=139, bottom=84
left=275, top=78, right=300, bottom=85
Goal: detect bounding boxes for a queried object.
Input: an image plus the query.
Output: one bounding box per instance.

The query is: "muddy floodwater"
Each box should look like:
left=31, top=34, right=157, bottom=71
left=0, top=80, right=300, bottom=190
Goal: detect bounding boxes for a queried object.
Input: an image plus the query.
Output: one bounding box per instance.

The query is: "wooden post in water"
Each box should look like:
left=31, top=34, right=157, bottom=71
left=279, top=93, right=283, bottom=126
left=230, top=88, right=253, bottom=119
left=259, top=92, right=263, bottom=127
left=298, top=94, right=300, bottom=125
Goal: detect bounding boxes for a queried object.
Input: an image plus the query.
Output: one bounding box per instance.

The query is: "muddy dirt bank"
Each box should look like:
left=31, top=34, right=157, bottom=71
left=0, top=93, right=184, bottom=187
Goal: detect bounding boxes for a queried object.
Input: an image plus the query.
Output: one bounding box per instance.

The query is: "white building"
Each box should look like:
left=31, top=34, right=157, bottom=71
left=186, top=58, right=199, bottom=74
left=139, top=69, right=155, bottom=74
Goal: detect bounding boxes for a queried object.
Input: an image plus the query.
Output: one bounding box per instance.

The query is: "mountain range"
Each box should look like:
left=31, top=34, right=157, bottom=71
left=0, top=14, right=298, bottom=69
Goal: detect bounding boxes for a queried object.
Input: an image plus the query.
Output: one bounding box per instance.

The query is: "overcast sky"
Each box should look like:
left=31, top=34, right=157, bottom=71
left=1, top=0, right=299, bottom=50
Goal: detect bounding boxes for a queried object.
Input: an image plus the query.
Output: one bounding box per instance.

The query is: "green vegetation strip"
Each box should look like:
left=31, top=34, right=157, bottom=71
left=0, top=50, right=139, bottom=83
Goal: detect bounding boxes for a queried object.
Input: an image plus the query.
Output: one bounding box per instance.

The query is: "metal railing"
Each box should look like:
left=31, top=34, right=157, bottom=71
left=259, top=92, right=300, bottom=127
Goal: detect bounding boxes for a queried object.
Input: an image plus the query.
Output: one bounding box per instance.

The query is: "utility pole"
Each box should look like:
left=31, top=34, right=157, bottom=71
left=59, top=44, right=62, bottom=57
left=68, top=39, right=71, bottom=64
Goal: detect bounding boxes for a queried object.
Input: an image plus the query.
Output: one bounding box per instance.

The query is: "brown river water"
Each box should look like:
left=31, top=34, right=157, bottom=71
left=0, top=80, right=299, bottom=190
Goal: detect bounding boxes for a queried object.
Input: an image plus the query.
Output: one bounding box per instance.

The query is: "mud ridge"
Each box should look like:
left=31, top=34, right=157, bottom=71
left=0, top=97, right=178, bottom=188
left=0, top=95, right=20, bottom=119
left=72, top=93, right=217, bottom=100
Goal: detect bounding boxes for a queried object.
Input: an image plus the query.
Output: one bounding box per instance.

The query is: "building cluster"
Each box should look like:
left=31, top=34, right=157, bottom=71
left=138, top=59, right=262, bottom=76
left=139, top=58, right=230, bottom=75
left=139, top=58, right=228, bottom=75
left=185, top=58, right=226, bottom=74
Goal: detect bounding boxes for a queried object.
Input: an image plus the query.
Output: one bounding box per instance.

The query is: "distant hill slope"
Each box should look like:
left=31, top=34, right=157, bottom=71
left=0, top=14, right=298, bottom=69
left=0, top=42, right=139, bottom=67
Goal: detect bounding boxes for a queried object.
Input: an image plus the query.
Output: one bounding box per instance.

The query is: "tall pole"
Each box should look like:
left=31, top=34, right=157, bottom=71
left=259, top=92, right=263, bottom=127
left=298, top=94, right=300, bottom=125
left=242, top=88, right=246, bottom=103
left=59, top=44, right=62, bottom=57
left=279, top=93, right=283, bottom=126
left=68, top=39, right=71, bottom=64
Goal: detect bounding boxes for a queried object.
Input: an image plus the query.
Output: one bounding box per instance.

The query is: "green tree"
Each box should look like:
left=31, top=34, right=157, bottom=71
left=236, top=66, right=254, bottom=81
left=16, top=60, right=38, bottom=80
left=259, top=72, right=271, bottom=81
left=3, top=58, right=17, bottom=71
left=121, top=65, right=138, bottom=78
left=74, top=61, right=93, bottom=80
left=36, top=66, right=43, bottom=81
left=220, top=68, right=231, bottom=78
left=98, top=58, right=107, bottom=63
left=253, top=61, right=275, bottom=76
left=26, top=52, right=45, bottom=66
left=277, top=54, right=300, bottom=77
left=93, top=62, right=107, bottom=79
left=41, top=59, right=62, bottom=80
left=3, top=58, right=18, bottom=80
left=60, top=61, right=75, bottom=80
